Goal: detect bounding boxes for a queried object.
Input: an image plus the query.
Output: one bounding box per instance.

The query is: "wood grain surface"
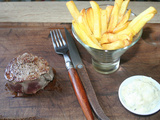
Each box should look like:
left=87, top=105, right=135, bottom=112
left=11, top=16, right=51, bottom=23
left=0, top=1, right=159, bottom=23
left=0, top=22, right=160, bottom=120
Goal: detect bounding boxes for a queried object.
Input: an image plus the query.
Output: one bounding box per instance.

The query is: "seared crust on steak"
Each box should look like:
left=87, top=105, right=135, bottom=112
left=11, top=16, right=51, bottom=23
left=4, top=53, right=54, bottom=95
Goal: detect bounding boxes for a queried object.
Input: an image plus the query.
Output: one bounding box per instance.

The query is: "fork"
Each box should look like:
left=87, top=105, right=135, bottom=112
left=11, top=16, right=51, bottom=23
left=50, top=29, right=94, bottom=120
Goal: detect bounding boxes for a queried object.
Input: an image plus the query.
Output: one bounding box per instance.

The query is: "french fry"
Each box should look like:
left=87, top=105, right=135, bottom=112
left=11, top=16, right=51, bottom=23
left=128, top=6, right=157, bottom=29
left=118, top=0, right=130, bottom=21
left=107, top=3, right=119, bottom=32
left=72, top=20, right=87, bottom=45
left=108, top=0, right=123, bottom=32
left=72, top=20, right=102, bottom=49
left=116, top=0, right=123, bottom=8
left=77, top=9, right=101, bottom=48
left=113, top=9, right=131, bottom=33
left=101, top=9, right=108, bottom=35
left=131, top=13, right=155, bottom=36
left=77, top=15, right=91, bottom=35
left=116, top=9, right=131, bottom=28
left=66, top=1, right=80, bottom=21
left=90, top=1, right=101, bottom=40
left=123, top=39, right=131, bottom=47
left=100, top=33, right=132, bottom=44
left=119, top=7, right=157, bottom=36
left=106, top=5, right=114, bottom=31
left=79, top=9, right=92, bottom=35
left=102, top=39, right=128, bottom=50
left=100, top=33, right=110, bottom=44
left=113, top=21, right=130, bottom=33
left=86, top=8, right=94, bottom=33
left=117, top=27, right=134, bottom=41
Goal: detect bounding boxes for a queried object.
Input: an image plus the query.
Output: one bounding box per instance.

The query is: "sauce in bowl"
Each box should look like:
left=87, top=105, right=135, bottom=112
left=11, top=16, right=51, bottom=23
left=119, top=75, right=160, bottom=115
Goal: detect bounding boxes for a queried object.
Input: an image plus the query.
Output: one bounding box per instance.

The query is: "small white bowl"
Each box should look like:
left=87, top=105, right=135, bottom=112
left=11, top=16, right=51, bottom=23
left=118, top=75, right=160, bottom=115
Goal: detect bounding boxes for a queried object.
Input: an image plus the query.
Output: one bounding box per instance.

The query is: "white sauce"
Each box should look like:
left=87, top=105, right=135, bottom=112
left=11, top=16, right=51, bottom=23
left=121, top=77, right=160, bottom=114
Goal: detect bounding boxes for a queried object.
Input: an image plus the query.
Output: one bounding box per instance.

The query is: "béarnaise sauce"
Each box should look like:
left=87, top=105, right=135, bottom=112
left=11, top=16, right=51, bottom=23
left=119, top=75, right=160, bottom=115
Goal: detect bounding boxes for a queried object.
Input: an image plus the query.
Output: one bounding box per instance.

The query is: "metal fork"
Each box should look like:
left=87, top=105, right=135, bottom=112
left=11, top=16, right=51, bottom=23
left=50, top=29, right=94, bottom=120
left=50, top=29, right=73, bottom=70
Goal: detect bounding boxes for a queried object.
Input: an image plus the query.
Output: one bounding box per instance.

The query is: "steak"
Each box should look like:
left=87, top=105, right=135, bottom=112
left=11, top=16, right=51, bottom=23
left=4, top=53, right=54, bottom=95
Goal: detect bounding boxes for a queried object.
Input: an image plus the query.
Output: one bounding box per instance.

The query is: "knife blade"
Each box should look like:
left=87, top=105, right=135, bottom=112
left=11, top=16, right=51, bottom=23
left=65, top=28, right=110, bottom=120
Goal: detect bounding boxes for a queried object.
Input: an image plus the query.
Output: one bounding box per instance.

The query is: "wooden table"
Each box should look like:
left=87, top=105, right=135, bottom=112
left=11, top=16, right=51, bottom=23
left=0, top=1, right=160, bottom=120
left=0, top=1, right=159, bottom=23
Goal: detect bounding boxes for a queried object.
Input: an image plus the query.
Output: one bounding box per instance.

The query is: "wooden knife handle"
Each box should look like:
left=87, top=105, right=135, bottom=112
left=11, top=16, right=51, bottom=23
left=76, top=64, right=110, bottom=120
left=68, top=68, right=94, bottom=120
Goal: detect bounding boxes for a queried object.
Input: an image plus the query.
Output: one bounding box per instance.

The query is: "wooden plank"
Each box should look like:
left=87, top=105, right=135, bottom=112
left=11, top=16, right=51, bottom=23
left=0, top=1, right=159, bottom=23
left=0, top=23, right=160, bottom=120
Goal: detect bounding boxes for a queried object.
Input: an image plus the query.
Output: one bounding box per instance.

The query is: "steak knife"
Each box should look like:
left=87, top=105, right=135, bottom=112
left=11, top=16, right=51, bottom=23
left=65, top=28, right=110, bottom=120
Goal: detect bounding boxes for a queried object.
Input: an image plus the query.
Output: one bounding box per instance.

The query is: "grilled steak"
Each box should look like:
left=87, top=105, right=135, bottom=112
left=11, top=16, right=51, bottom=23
left=4, top=53, right=54, bottom=95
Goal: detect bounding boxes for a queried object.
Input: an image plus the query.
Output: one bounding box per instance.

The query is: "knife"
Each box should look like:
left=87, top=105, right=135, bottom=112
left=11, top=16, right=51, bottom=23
left=65, top=28, right=110, bottom=120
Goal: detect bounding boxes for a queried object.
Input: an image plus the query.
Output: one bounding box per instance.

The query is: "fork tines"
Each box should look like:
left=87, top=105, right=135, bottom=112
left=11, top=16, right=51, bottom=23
left=50, top=29, right=66, bottom=48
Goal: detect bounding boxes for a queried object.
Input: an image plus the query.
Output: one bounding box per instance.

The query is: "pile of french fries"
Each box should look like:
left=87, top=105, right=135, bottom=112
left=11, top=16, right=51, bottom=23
left=66, top=0, right=157, bottom=50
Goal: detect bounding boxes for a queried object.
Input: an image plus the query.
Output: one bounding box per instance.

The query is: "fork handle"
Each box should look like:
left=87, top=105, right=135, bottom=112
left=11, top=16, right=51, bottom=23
left=68, top=67, right=94, bottom=120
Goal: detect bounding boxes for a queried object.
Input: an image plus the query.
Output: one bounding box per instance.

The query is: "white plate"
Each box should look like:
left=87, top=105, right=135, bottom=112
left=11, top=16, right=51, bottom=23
left=118, top=75, right=160, bottom=115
